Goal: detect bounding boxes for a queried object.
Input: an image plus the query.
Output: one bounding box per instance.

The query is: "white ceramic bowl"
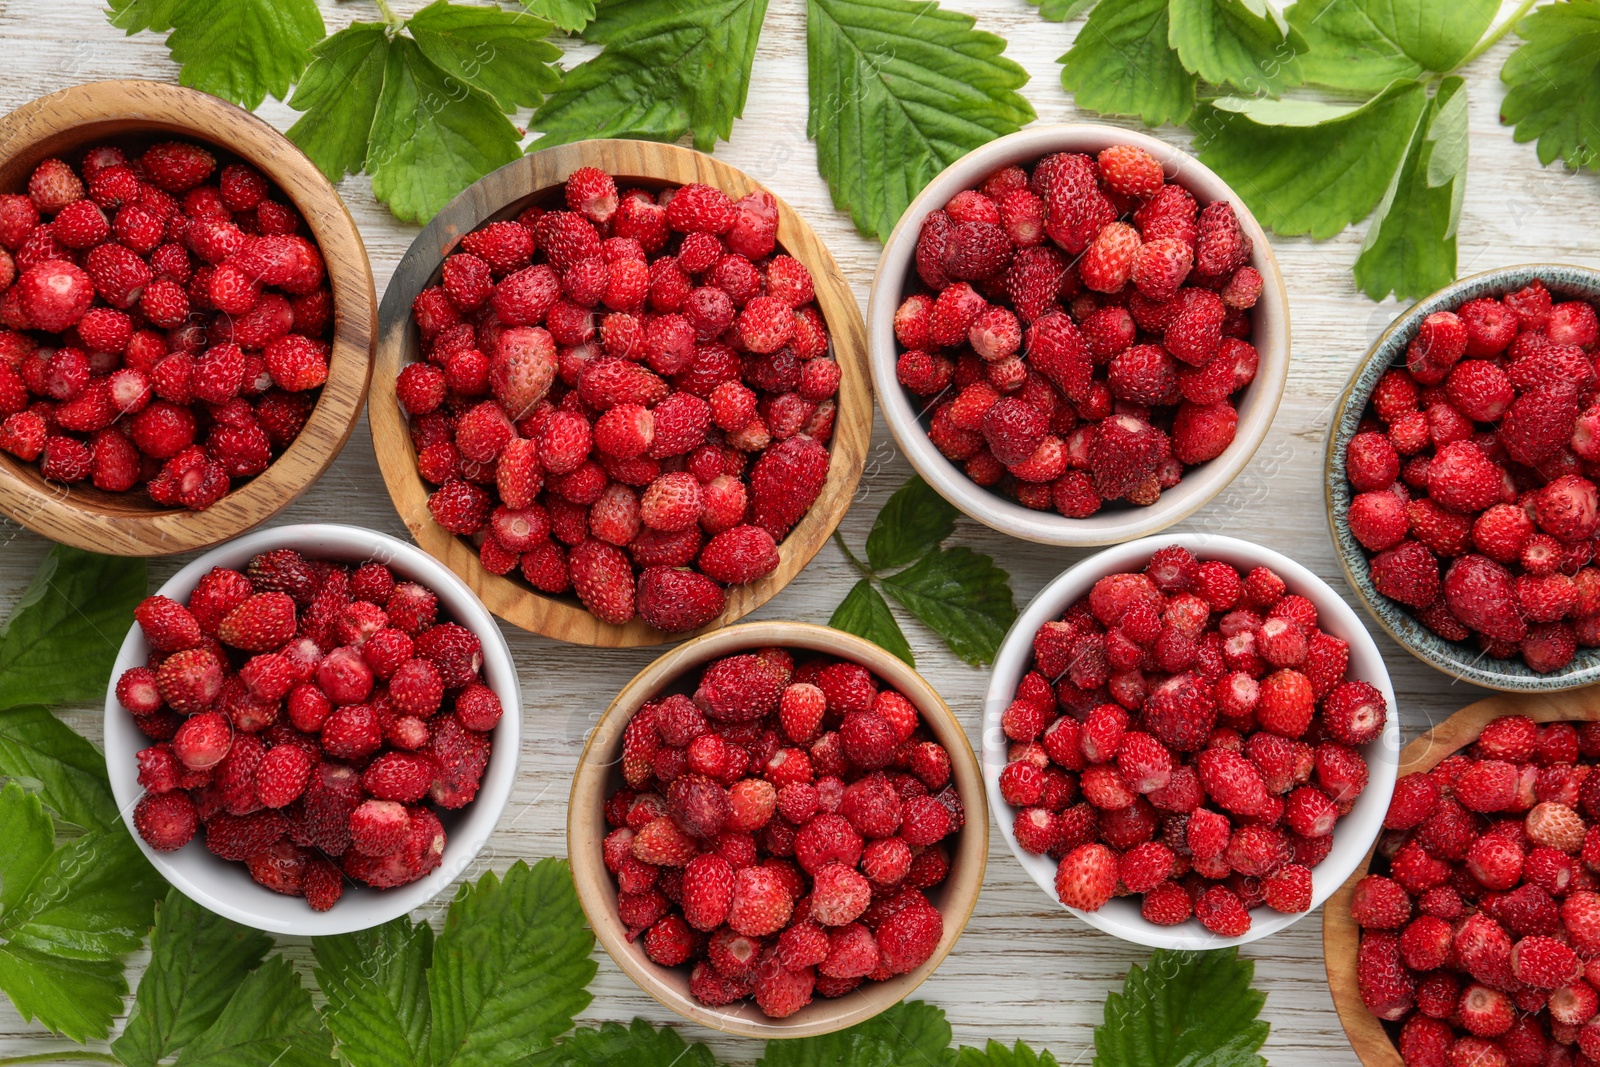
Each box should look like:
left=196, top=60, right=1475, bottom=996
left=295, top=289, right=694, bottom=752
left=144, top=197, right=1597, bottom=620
left=868, top=125, right=1290, bottom=547
left=982, top=533, right=1399, bottom=949
left=104, top=523, right=521, bottom=935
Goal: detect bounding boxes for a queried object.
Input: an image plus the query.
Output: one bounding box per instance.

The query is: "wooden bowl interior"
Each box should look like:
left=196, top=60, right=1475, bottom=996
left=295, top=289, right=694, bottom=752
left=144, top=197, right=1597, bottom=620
left=371, top=139, right=870, bottom=646
left=0, top=81, right=375, bottom=554
left=567, top=621, right=987, bottom=1038
left=1324, top=687, right=1600, bottom=1066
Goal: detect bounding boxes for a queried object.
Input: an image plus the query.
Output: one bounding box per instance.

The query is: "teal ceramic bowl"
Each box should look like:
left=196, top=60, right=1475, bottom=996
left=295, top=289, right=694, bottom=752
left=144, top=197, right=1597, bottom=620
left=1326, top=264, right=1600, bottom=692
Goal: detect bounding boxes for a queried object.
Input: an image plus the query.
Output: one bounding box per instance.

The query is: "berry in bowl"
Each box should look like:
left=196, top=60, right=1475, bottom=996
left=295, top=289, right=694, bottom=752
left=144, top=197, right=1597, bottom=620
left=1328, top=266, right=1600, bottom=691
left=0, top=81, right=374, bottom=556
left=568, top=621, right=986, bottom=1037
left=984, top=534, right=1399, bottom=948
left=105, top=523, right=519, bottom=935
left=373, top=141, right=870, bottom=646
left=869, top=125, right=1288, bottom=547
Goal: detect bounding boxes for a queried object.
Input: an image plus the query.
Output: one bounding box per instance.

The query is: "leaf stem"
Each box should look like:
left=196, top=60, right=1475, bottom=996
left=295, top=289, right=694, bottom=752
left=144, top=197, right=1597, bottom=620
left=371, top=0, right=403, bottom=27
left=0, top=1054, right=119, bottom=1066
left=1456, top=0, right=1541, bottom=67
left=833, top=531, right=873, bottom=580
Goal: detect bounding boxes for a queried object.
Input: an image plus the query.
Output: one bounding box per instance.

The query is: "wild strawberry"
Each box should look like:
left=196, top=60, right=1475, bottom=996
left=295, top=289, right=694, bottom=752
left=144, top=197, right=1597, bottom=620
left=1055, top=842, right=1117, bottom=911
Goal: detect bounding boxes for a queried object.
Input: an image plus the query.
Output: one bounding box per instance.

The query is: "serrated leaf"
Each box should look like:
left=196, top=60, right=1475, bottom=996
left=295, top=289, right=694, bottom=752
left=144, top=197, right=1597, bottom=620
left=172, top=956, right=333, bottom=1067
left=881, top=547, right=1016, bottom=667
left=865, top=476, right=958, bottom=571
left=1094, top=948, right=1268, bottom=1067
left=1289, top=0, right=1498, bottom=93
left=759, top=999, right=953, bottom=1067
left=0, top=821, right=162, bottom=961
left=407, top=0, right=563, bottom=113
left=522, top=0, right=596, bottom=34
left=829, top=580, right=915, bottom=666
left=0, top=545, right=144, bottom=712
left=527, top=1018, right=720, bottom=1067
left=1060, top=0, right=1197, bottom=127
left=1192, top=78, right=1427, bottom=239
left=428, top=859, right=598, bottom=1067
left=1353, top=77, right=1465, bottom=301
left=314, top=915, right=434, bottom=1067
left=286, top=21, right=391, bottom=185
left=0, top=783, right=53, bottom=915
left=109, top=0, right=324, bottom=108
left=1029, top=0, right=1098, bottom=20
left=0, top=946, right=126, bottom=1043
left=112, top=890, right=274, bottom=1067
left=1168, top=0, right=1302, bottom=96
left=806, top=0, right=1035, bottom=241
left=956, top=1039, right=1062, bottom=1067
left=530, top=0, right=769, bottom=153
left=0, top=705, right=115, bottom=830
left=368, top=36, right=527, bottom=225
left=1501, top=0, right=1600, bottom=170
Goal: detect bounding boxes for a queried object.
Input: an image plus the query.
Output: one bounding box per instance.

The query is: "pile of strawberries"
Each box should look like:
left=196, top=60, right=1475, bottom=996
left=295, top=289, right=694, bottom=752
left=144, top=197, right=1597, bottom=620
left=120, top=548, right=498, bottom=911
left=893, top=145, right=1261, bottom=517
left=996, top=546, right=1388, bottom=936
left=1345, top=281, right=1600, bottom=675
left=0, top=141, right=330, bottom=509
left=1354, top=715, right=1600, bottom=1067
left=403, top=167, right=839, bottom=634
left=603, top=648, right=962, bottom=1018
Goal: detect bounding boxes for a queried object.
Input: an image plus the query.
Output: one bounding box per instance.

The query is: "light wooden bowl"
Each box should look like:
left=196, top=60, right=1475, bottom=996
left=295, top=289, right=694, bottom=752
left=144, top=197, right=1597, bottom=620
left=1323, top=687, right=1600, bottom=1065
left=0, top=81, right=376, bottom=556
left=371, top=140, right=871, bottom=647
left=567, top=621, right=988, bottom=1038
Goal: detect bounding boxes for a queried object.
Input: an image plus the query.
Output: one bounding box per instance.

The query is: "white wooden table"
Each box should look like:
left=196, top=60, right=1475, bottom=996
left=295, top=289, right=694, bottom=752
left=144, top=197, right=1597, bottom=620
left=0, top=1, right=1572, bottom=1061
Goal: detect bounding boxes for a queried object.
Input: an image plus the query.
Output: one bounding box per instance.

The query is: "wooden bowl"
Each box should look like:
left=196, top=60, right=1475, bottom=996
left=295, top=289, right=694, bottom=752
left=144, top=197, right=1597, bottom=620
left=567, top=621, right=988, bottom=1038
left=371, top=140, right=871, bottom=646
left=0, top=81, right=376, bottom=556
left=1324, top=687, right=1600, bottom=1065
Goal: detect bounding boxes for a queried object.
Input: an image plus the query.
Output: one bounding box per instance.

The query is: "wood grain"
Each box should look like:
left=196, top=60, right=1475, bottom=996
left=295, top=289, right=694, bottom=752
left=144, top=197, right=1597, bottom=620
left=371, top=139, right=872, bottom=646
left=0, top=2, right=1575, bottom=1064
left=567, top=621, right=986, bottom=1038
left=1323, top=687, right=1600, bottom=1066
left=0, top=80, right=376, bottom=555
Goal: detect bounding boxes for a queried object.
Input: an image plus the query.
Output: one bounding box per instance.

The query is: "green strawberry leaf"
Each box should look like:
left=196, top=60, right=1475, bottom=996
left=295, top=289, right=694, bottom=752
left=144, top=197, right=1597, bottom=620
left=530, top=0, right=770, bottom=153
left=1167, top=0, right=1303, bottom=96
left=1191, top=78, right=1429, bottom=238
left=1028, top=0, right=1099, bottom=20
left=286, top=21, right=391, bottom=185
left=522, top=0, right=597, bottom=34
left=881, top=546, right=1016, bottom=667
left=758, top=999, right=954, bottom=1066
left=1093, top=948, right=1268, bottom=1067
left=0, top=947, right=127, bottom=1043
left=1501, top=0, right=1600, bottom=170
left=829, top=579, right=915, bottom=666
left=406, top=0, right=563, bottom=113
left=427, top=859, right=598, bottom=1067
left=527, top=1018, right=720, bottom=1067
left=956, top=1039, right=1062, bottom=1067
left=113, top=890, right=274, bottom=1067
left=1353, top=76, right=1467, bottom=302
left=1060, top=0, right=1197, bottom=127
left=806, top=0, right=1035, bottom=240
left=108, top=0, right=324, bottom=108
left=314, top=915, right=435, bottom=1067
left=0, top=705, right=116, bottom=830
left=1289, top=0, right=1498, bottom=93
left=0, top=783, right=54, bottom=915
left=865, top=475, right=958, bottom=571
left=0, top=545, right=145, bottom=712
left=170, top=955, right=334, bottom=1067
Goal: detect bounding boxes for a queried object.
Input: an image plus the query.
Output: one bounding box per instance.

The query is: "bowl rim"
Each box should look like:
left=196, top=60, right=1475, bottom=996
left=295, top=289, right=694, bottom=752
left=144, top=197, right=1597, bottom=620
left=566, top=620, right=988, bottom=1038
left=981, top=532, right=1400, bottom=949
left=866, top=122, right=1291, bottom=547
left=1323, top=263, right=1600, bottom=692
left=370, top=138, right=872, bottom=647
left=103, top=522, right=521, bottom=936
left=1322, top=685, right=1600, bottom=1067
left=0, top=80, right=377, bottom=557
